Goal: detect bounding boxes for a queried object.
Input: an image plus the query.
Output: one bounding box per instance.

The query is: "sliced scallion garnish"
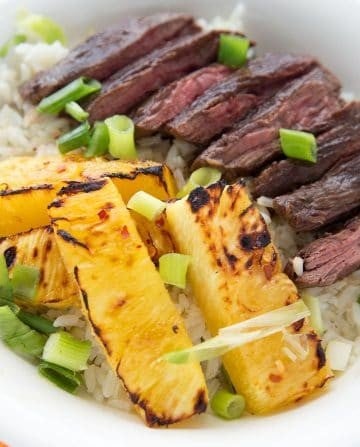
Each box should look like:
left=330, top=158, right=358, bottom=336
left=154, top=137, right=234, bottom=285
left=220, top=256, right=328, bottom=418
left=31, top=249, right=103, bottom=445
left=37, top=77, right=101, bottom=115
left=218, top=34, right=250, bottom=68
left=38, top=361, right=82, bottom=393
left=12, top=264, right=40, bottom=302
left=65, top=101, right=89, bottom=122
left=127, top=191, right=166, bottom=221
left=177, top=167, right=222, bottom=198
left=57, top=121, right=91, bottom=154
left=0, top=254, right=12, bottom=303
left=42, top=331, right=91, bottom=371
left=105, top=115, right=137, bottom=160
left=17, top=310, right=57, bottom=335
left=302, top=294, right=324, bottom=335
left=159, top=253, right=191, bottom=289
left=279, top=128, right=317, bottom=163
left=16, top=9, right=66, bottom=45
left=163, top=300, right=310, bottom=364
left=84, top=121, right=109, bottom=158
left=0, top=34, right=26, bottom=58
left=210, top=389, right=245, bottom=419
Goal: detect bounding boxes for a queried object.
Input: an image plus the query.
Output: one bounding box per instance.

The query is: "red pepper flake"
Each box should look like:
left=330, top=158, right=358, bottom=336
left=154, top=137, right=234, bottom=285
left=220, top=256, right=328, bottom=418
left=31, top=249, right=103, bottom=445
left=269, top=373, right=282, bottom=383
left=120, top=225, right=130, bottom=239
left=155, top=216, right=165, bottom=228
left=98, top=209, right=109, bottom=221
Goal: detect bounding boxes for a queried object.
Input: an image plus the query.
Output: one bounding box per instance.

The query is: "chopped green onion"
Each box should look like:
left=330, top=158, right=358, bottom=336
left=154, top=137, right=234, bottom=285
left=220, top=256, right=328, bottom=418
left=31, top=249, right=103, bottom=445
left=42, top=331, right=91, bottom=371
left=65, top=101, right=89, bottom=122
left=279, top=128, right=317, bottom=163
left=177, top=167, right=222, bottom=198
left=0, top=254, right=12, bottom=303
left=84, top=121, right=109, bottom=158
left=17, top=310, right=56, bottom=335
left=12, top=264, right=40, bottom=302
left=0, top=34, right=26, bottom=58
left=39, top=361, right=82, bottom=394
left=302, top=294, right=324, bottom=335
left=37, top=77, right=101, bottom=115
left=210, top=389, right=245, bottom=419
left=159, top=253, right=191, bottom=289
left=127, top=191, right=166, bottom=221
left=16, top=9, right=66, bottom=45
left=57, top=121, right=91, bottom=154
left=326, top=339, right=352, bottom=371
left=0, top=305, right=46, bottom=358
left=218, top=34, right=250, bottom=68
left=105, top=115, right=137, bottom=160
left=163, top=300, right=310, bottom=364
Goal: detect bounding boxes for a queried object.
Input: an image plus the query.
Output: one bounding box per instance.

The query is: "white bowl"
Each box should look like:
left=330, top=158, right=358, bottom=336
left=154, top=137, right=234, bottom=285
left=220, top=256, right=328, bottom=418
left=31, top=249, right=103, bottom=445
left=0, top=1, right=359, bottom=446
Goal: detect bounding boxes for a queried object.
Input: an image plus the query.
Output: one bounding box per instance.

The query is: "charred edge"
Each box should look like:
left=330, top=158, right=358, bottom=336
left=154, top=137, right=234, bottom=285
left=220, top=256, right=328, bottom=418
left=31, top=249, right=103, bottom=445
left=193, top=389, right=207, bottom=414
left=0, top=184, right=53, bottom=196
left=188, top=187, right=210, bottom=213
left=127, top=391, right=175, bottom=427
left=4, top=246, right=16, bottom=268
left=57, top=230, right=88, bottom=250
left=172, top=325, right=179, bottom=334
left=316, top=341, right=326, bottom=370
left=240, top=230, right=271, bottom=251
left=73, top=266, right=89, bottom=310
left=223, top=247, right=238, bottom=269
left=292, top=318, right=305, bottom=332
left=59, top=180, right=106, bottom=196
left=48, top=199, right=64, bottom=209
left=105, top=165, right=168, bottom=192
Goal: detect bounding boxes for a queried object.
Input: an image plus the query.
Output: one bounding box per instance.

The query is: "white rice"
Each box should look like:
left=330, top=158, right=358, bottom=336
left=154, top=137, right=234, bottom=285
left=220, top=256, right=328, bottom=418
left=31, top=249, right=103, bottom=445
left=0, top=5, right=359, bottom=417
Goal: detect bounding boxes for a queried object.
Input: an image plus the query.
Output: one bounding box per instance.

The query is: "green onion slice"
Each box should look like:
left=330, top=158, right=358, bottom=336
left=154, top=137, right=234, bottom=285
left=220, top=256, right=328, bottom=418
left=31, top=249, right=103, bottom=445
left=65, top=101, right=89, bottom=122
left=210, top=389, right=245, bottom=419
left=218, top=34, right=250, bottom=68
left=84, top=121, right=109, bottom=158
left=42, top=331, right=91, bottom=371
left=279, top=128, right=317, bottom=163
left=0, top=305, right=46, bottom=358
left=302, top=294, right=324, bottom=336
left=159, top=253, right=191, bottom=289
left=0, top=34, right=26, bottom=58
left=163, top=300, right=310, bottom=363
left=0, top=254, right=12, bottom=303
left=39, top=361, right=82, bottom=394
left=105, top=115, right=137, bottom=160
left=37, top=77, right=101, bottom=115
left=12, top=264, right=40, bottom=302
left=16, top=9, right=66, bottom=45
left=17, top=310, right=57, bottom=335
left=127, top=191, right=166, bottom=221
left=57, top=121, right=91, bottom=154
left=176, top=167, right=222, bottom=199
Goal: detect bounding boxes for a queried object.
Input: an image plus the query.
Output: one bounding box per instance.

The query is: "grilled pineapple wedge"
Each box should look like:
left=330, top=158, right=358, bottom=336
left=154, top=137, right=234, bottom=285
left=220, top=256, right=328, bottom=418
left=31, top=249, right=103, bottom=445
left=48, top=178, right=207, bottom=426
left=166, top=181, right=332, bottom=414
left=0, top=227, right=78, bottom=309
left=0, top=155, right=176, bottom=237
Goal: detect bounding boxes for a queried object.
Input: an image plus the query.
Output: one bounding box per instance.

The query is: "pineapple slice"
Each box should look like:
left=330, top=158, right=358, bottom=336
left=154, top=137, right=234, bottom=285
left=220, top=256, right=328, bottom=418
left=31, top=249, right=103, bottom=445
left=0, top=156, right=176, bottom=237
left=0, top=227, right=78, bottom=309
left=48, top=178, right=207, bottom=425
left=166, top=182, right=332, bottom=414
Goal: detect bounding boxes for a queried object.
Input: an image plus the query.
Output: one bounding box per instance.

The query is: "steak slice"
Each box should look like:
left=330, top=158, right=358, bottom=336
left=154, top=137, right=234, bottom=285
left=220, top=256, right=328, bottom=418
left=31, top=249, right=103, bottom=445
left=86, top=31, right=220, bottom=122
left=253, top=102, right=360, bottom=198
left=273, top=153, right=360, bottom=232
left=193, top=66, right=342, bottom=174
left=20, top=13, right=199, bottom=103
left=285, top=216, right=360, bottom=287
left=133, top=64, right=232, bottom=134
left=165, top=53, right=317, bottom=145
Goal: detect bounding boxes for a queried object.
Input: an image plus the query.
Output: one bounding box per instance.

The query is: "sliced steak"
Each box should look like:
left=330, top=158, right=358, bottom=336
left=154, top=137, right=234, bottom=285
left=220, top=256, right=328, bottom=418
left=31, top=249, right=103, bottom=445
left=253, top=102, right=360, bottom=198
left=133, top=64, right=232, bottom=134
left=273, top=153, right=360, bottom=231
left=86, top=31, right=220, bottom=122
left=165, top=53, right=317, bottom=145
left=20, top=13, right=199, bottom=103
left=285, top=216, right=360, bottom=287
left=193, top=66, right=342, bottom=174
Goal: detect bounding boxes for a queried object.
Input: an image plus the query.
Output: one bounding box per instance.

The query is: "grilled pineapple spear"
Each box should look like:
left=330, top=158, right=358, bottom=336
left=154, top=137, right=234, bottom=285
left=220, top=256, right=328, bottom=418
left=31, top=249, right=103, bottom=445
left=48, top=178, right=207, bottom=425
left=166, top=181, right=332, bottom=414
left=0, top=155, right=176, bottom=237
left=0, top=227, right=78, bottom=309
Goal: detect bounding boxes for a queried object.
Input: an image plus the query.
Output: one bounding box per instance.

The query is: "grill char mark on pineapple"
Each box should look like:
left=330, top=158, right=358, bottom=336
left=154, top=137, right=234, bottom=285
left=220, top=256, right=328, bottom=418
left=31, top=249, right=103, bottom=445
left=0, top=184, right=53, bottom=196
left=240, top=230, right=271, bottom=251
left=57, top=229, right=89, bottom=250
left=188, top=187, right=210, bottom=213
left=3, top=246, right=16, bottom=268
left=59, top=180, right=107, bottom=196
